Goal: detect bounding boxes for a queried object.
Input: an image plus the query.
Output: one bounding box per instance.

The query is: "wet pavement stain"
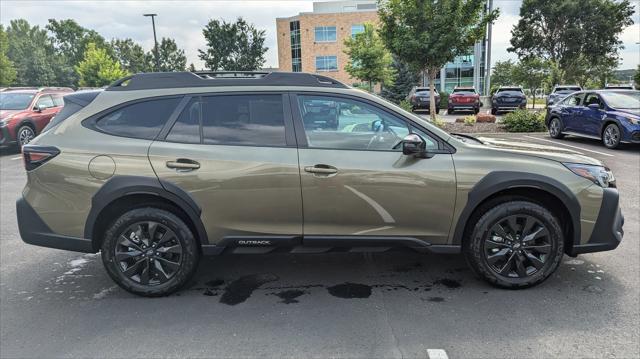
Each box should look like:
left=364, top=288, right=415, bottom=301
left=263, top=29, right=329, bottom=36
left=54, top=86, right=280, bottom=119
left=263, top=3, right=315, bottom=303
left=434, top=278, right=462, bottom=289
left=273, top=290, right=307, bottom=304
left=327, top=283, right=372, bottom=299
left=219, top=274, right=279, bottom=305
left=427, top=296, right=445, bottom=302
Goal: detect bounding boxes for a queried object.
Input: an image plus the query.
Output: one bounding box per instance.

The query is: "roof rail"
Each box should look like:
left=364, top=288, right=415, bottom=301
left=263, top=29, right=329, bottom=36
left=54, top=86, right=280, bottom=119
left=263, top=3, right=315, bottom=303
left=106, top=71, right=348, bottom=91
left=0, top=87, right=74, bottom=92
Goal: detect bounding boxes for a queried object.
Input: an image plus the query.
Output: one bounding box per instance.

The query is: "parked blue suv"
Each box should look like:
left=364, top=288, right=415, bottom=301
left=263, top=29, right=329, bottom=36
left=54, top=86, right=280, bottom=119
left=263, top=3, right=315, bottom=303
left=545, top=90, right=640, bottom=149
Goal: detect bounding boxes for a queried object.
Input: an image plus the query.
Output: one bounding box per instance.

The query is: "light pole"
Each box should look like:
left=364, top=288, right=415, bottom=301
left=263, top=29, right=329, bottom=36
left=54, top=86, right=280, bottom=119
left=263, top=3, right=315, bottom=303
left=143, top=13, right=160, bottom=72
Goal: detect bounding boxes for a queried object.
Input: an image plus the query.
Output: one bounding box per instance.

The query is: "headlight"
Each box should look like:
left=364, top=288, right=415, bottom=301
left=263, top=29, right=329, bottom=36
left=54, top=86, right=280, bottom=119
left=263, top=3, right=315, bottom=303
left=625, top=116, right=639, bottom=125
left=564, top=163, right=616, bottom=187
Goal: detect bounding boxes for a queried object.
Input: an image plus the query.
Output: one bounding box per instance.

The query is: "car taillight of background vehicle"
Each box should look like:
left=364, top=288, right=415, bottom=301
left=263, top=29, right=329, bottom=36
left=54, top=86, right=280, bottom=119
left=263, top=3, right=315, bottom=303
left=22, top=145, right=60, bottom=171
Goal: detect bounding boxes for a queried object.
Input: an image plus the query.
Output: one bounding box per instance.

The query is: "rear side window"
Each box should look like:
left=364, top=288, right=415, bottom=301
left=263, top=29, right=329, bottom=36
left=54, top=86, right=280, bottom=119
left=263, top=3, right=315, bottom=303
left=166, top=98, right=201, bottom=144
left=43, top=102, right=83, bottom=132
left=200, top=95, right=286, bottom=146
left=45, top=91, right=102, bottom=132
left=96, top=97, right=181, bottom=140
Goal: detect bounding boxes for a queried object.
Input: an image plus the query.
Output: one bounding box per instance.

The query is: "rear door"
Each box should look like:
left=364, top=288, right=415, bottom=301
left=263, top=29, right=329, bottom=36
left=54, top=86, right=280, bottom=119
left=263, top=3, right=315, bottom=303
left=291, top=93, right=456, bottom=245
left=148, top=93, right=303, bottom=244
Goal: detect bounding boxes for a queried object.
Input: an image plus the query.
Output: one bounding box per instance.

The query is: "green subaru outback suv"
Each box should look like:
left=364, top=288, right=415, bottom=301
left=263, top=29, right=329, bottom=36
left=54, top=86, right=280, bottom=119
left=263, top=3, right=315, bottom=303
left=17, top=72, right=623, bottom=296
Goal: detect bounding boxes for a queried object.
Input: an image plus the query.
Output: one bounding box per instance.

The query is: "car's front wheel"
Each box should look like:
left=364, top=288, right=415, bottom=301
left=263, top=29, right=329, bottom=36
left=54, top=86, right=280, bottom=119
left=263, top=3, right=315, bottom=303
left=602, top=123, right=621, bottom=149
left=491, top=108, right=497, bottom=115
left=464, top=200, right=564, bottom=289
left=548, top=117, right=565, bottom=139
left=17, top=125, right=36, bottom=149
left=101, top=207, right=200, bottom=297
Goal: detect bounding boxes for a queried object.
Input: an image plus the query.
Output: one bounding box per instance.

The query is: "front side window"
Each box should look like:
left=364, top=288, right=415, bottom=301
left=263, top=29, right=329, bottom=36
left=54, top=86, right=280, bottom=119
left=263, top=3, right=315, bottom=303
left=562, top=94, right=583, bottom=107
left=583, top=93, right=603, bottom=108
left=201, top=94, right=286, bottom=146
left=52, top=95, right=64, bottom=107
left=296, top=95, right=439, bottom=151
left=316, top=56, right=338, bottom=72
left=96, top=97, right=181, bottom=140
left=315, top=26, right=337, bottom=42
left=36, top=95, right=54, bottom=109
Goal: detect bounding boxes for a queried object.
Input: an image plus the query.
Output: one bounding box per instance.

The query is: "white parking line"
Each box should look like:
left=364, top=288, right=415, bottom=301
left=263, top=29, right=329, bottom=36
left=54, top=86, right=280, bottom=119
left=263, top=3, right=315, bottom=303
left=523, top=136, right=614, bottom=157
left=10, top=156, right=22, bottom=161
left=427, top=349, right=449, bottom=359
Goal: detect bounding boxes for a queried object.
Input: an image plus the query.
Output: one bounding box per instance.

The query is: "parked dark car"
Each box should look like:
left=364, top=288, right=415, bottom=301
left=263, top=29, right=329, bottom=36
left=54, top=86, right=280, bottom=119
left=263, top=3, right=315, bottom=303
left=407, top=87, right=440, bottom=113
left=448, top=86, right=481, bottom=114
left=546, top=90, right=640, bottom=149
left=491, top=86, right=526, bottom=115
left=546, top=85, right=582, bottom=106
left=0, top=87, right=74, bottom=148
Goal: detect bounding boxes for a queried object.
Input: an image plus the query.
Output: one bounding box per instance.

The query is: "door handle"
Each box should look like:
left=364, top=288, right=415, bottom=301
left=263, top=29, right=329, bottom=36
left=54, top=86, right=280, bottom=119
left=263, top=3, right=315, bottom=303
left=304, top=165, right=338, bottom=175
left=166, top=159, right=200, bottom=171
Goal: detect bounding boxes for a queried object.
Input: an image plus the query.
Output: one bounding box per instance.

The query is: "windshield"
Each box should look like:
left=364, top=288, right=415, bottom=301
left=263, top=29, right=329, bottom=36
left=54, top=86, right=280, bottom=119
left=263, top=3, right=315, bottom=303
left=600, top=91, right=640, bottom=109
left=496, top=88, right=522, bottom=94
left=415, top=88, right=436, bottom=95
left=0, top=93, right=35, bottom=110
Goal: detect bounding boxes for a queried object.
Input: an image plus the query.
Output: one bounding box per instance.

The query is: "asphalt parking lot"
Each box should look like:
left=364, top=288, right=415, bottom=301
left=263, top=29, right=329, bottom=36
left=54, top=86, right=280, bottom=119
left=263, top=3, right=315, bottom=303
left=0, top=134, right=638, bottom=358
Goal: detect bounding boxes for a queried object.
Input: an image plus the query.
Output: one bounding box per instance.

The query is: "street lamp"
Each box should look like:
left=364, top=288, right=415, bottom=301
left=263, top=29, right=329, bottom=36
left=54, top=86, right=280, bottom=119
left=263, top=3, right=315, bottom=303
left=143, top=13, right=160, bottom=72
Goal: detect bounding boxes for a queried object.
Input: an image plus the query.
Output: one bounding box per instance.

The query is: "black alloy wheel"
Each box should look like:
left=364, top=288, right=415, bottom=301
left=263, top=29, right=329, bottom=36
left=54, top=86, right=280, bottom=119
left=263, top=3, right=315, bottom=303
left=115, top=221, right=183, bottom=286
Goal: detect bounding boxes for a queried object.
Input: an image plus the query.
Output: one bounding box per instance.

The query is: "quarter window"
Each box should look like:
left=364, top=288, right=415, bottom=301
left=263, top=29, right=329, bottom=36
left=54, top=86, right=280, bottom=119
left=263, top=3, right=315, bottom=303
left=96, top=97, right=181, bottom=140
left=314, top=26, right=337, bottom=42
left=316, top=56, right=338, bottom=72
left=201, top=95, right=286, bottom=146
left=297, top=95, right=428, bottom=151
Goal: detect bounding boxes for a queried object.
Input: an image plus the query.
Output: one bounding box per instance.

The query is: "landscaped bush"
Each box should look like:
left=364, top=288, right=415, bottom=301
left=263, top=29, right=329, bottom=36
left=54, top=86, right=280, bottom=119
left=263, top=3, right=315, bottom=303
left=476, top=113, right=496, bottom=123
left=502, top=110, right=546, bottom=132
left=463, top=115, right=476, bottom=126
left=439, top=91, right=449, bottom=109
left=431, top=116, right=446, bottom=129
left=399, top=99, right=413, bottom=112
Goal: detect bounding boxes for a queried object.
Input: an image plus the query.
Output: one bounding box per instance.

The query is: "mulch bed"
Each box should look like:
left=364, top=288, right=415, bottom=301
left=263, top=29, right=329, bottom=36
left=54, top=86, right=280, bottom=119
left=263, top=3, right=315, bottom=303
left=442, top=122, right=508, bottom=133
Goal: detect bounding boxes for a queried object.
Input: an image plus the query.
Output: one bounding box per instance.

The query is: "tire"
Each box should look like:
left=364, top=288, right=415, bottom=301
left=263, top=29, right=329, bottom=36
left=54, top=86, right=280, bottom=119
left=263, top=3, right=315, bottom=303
left=448, top=108, right=455, bottom=115
left=548, top=117, right=565, bottom=139
left=602, top=123, right=622, bottom=149
left=16, top=125, right=36, bottom=149
left=101, top=207, right=200, bottom=297
left=435, top=107, right=440, bottom=114
left=491, top=108, right=497, bottom=115
left=474, top=108, right=480, bottom=115
left=463, top=200, right=564, bottom=289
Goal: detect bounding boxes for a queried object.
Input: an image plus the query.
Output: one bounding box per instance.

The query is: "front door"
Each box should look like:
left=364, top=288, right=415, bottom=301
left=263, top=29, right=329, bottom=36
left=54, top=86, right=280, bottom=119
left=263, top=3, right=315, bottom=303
left=559, top=93, right=584, bottom=132
left=32, top=95, right=58, bottom=133
left=579, top=93, right=605, bottom=136
left=149, top=93, right=303, bottom=244
left=292, top=93, right=456, bottom=245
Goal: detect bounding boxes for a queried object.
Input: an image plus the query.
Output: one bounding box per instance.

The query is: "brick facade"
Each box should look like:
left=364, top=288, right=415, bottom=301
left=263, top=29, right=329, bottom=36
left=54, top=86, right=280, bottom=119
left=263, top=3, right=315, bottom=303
left=276, top=11, right=379, bottom=85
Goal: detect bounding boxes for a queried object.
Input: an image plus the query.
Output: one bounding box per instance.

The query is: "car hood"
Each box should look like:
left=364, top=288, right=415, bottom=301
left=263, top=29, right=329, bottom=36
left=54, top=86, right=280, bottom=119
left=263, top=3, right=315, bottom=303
left=0, top=109, right=21, bottom=119
left=476, top=136, right=603, bottom=166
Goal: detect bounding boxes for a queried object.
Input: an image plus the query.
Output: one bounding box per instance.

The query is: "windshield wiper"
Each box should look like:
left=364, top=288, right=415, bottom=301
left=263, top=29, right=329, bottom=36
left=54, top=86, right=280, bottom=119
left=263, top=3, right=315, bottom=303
left=451, top=133, right=484, bottom=144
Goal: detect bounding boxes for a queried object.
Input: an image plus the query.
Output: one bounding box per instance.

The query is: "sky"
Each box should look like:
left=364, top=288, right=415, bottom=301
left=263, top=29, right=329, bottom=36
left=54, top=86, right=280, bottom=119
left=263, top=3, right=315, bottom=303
left=1, top=0, right=639, bottom=70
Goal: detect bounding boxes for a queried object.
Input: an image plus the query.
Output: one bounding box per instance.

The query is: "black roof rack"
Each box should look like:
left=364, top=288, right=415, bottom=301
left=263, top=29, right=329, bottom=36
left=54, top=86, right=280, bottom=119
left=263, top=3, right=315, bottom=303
left=106, top=71, right=348, bottom=91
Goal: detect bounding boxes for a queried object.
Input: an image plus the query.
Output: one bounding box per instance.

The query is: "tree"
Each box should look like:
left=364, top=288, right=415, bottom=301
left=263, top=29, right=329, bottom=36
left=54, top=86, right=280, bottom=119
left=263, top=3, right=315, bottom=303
left=509, top=0, right=633, bottom=84
left=154, top=38, right=187, bottom=72
left=198, top=17, right=267, bottom=71
left=46, top=19, right=112, bottom=86
left=380, top=56, right=418, bottom=104
left=512, top=57, right=549, bottom=108
left=635, top=65, right=640, bottom=89
left=379, top=0, right=499, bottom=120
left=188, top=63, right=197, bottom=72
left=111, top=38, right=151, bottom=74
left=343, top=23, right=394, bottom=91
left=0, top=25, right=17, bottom=86
left=490, top=60, right=516, bottom=92
left=76, top=43, right=127, bottom=87
left=5, top=19, right=57, bottom=86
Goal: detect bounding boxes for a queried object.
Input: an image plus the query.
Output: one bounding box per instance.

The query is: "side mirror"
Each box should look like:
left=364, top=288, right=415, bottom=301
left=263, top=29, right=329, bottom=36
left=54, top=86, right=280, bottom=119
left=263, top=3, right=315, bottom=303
left=394, top=133, right=427, bottom=157
left=588, top=103, right=601, bottom=110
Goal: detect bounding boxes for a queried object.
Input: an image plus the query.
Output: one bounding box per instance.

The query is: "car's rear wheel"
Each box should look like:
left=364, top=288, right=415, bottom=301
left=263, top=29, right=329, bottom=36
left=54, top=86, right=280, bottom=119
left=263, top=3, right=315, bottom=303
left=548, top=117, right=565, bottom=139
left=448, top=108, right=455, bottom=115
left=17, top=125, right=35, bottom=149
left=101, top=207, right=200, bottom=297
left=464, top=200, right=564, bottom=289
left=602, top=123, right=621, bottom=149
left=435, top=107, right=440, bottom=114
left=491, top=108, right=497, bottom=115
left=474, top=108, right=480, bottom=115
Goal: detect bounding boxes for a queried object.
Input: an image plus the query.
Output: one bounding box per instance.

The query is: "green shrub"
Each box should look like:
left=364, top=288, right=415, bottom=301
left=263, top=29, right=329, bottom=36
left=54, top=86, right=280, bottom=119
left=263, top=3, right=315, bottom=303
left=399, top=99, right=413, bottom=112
left=463, top=115, right=476, bottom=126
left=502, top=110, right=546, bottom=132
left=431, top=116, right=446, bottom=129
left=439, top=91, right=449, bottom=108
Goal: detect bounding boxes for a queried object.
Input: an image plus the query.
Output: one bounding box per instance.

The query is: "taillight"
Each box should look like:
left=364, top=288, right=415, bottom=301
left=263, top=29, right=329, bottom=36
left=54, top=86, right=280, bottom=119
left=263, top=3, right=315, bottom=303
left=22, top=145, right=60, bottom=171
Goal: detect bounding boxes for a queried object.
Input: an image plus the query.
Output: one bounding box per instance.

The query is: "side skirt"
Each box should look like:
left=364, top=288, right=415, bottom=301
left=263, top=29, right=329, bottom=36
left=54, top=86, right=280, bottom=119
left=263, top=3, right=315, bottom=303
left=201, top=235, right=461, bottom=255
